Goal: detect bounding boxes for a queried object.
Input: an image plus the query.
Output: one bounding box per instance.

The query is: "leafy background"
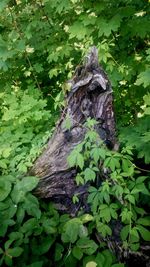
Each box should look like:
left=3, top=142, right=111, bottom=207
left=0, top=0, right=150, bottom=266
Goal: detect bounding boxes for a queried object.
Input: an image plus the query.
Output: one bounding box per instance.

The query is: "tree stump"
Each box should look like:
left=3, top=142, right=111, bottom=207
left=29, top=47, right=150, bottom=266
left=29, top=47, right=117, bottom=214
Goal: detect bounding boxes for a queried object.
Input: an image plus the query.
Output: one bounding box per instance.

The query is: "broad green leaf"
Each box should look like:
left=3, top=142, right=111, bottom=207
left=137, top=225, right=150, bottom=241
left=62, top=218, right=81, bottom=243
left=72, top=246, right=83, bottom=260
left=0, top=180, right=11, bottom=201
left=7, top=247, right=23, bottom=257
left=79, top=225, right=88, bottom=238
left=120, top=225, right=130, bottom=241
left=77, top=237, right=98, bottom=255
left=11, top=177, right=39, bottom=203
left=137, top=217, right=150, bottom=226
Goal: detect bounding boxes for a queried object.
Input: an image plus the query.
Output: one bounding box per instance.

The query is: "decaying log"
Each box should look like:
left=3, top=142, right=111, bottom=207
left=29, top=47, right=150, bottom=266
left=29, top=47, right=117, bottom=214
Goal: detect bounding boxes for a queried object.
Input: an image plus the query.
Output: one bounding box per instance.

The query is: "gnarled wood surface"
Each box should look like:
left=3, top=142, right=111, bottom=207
left=29, top=47, right=150, bottom=266
left=29, top=47, right=117, bottom=214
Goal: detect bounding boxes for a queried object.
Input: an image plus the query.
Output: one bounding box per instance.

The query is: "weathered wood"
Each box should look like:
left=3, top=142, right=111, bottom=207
left=29, top=47, right=150, bottom=265
left=29, top=47, right=117, bottom=214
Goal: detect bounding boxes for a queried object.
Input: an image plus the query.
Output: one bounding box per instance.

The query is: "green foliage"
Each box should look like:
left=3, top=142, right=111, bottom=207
left=68, top=120, right=150, bottom=254
left=120, top=93, right=150, bottom=163
left=0, top=87, right=52, bottom=174
left=0, top=0, right=150, bottom=266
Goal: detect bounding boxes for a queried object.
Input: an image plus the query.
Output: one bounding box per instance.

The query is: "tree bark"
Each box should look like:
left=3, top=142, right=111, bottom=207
left=29, top=47, right=117, bottom=214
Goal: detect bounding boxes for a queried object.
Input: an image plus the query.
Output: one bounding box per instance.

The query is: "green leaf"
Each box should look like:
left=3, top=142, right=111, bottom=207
left=80, top=214, right=94, bottom=223
left=120, top=225, right=129, bottom=241
left=0, top=180, right=12, bottom=201
left=137, top=225, right=150, bottom=241
left=77, top=237, right=98, bottom=255
left=76, top=174, right=84, bottom=185
left=122, top=158, right=130, bottom=172
left=130, top=227, right=139, bottom=242
left=67, top=151, right=77, bottom=167
left=54, top=243, right=64, bottom=261
left=86, top=262, right=97, bottom=267
left=125, top=194, right=135, bottom=205
left=72, top=246, right=83, bottom=260
left=0, top=159, right=7, bottom=169
left=130, top=243, right=140, bottom=251
left=99, top=206, right=111, bottom=223
left=36, top=236, right=55, bottom=255
left=18, top=176, right=39, bottom=192
left=136, top=176, right=148, bottom=184
left=91, top=147, right=106, bottom=162
left=69, top=21, right=88, bottom=40
left=4, top=255, right=12, bottom=266
left=0, top=0, right=9, bottom=11
left=11, top=177, right=39, bottom=203
left=96, top=222, right=112, bottom=237
left=62, top=114, right=72, bottom=130
left=135, top=69, right=150, bottom=88
left=2, top=147, right=12, bottom=158
left=21, top=218, right=38, bottom=234
left=7, top=247, right=23, bottom=257
left=79, top=225, right=88, bottom=238
left=84, top=168, right=96, bottom=182
left=76, top=153, right=84, bottom=170
left=27, top=262, right=43, bottom=267
left=137, top=217, right=150, bottom=226
left=61, top=218, right=81, bottom=243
